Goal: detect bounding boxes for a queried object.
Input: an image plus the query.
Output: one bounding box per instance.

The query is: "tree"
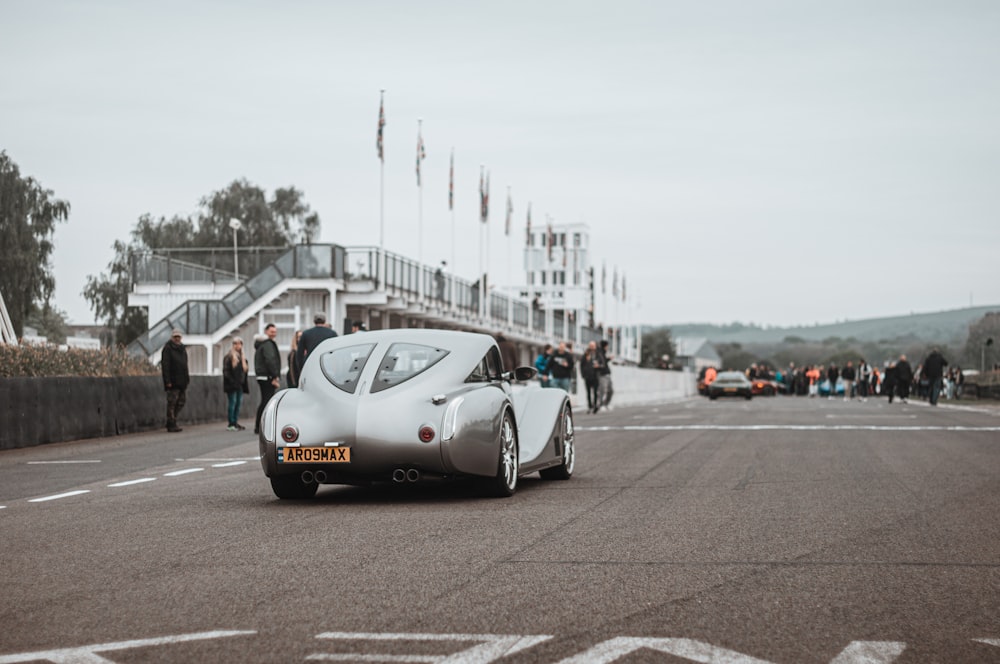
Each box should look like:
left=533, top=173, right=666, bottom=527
left=25, top=303, right=70, bottom=344
left=963, top=312, right=1000, bottom=371
left=84, top=180, right=321, bottom=344
left=0, top=151, right=71, bottom=337
left=640, top=327, right=676, bottom=369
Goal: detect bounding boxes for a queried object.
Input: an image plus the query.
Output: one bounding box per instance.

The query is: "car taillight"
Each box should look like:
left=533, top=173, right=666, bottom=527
left=281, top=425, right=299, bottom=443
left=418, top=426, right=435, bottom=443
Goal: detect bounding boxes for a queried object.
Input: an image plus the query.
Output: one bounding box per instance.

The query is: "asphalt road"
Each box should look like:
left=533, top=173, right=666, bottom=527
left=1, top=396, right=999, bottom=663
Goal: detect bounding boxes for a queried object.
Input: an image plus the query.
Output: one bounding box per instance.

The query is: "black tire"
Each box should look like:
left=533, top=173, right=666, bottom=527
left=745, top=394, right=753, bottom=400
left=484, top=410, right=518, bottom=497
left=540, top=404, right=575, bottom=480
left=270, top=474, right=319, bottom=499
left=709, top=394, right=718, bottom=400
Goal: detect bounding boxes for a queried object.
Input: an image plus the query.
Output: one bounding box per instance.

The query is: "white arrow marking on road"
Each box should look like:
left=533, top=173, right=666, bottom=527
left=555, top=637, right=907, bottom=664
left=163, top=468, right=203, bottom=477
left=554, top=637, right=775, bottom=663
left=311, top=633, right=553, bottom=664
left=0, top=629, right=257, bottom=663
left=27, top=490, right=91, bottom=503
left=829, top=641, right=906, bottom=663
left=211, top=461, right=247, bottom=467
left=107, top=478, right=157, bottom=487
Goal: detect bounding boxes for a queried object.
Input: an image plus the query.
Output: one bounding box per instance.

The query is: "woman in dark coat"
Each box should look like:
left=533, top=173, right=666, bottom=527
left=222, top=337, right=250, bottom=430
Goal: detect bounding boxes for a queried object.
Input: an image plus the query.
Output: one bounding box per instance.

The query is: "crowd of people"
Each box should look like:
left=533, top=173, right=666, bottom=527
left=533, top=338, right=615, bottom=414
left=707, top=348, right=963, bottom=406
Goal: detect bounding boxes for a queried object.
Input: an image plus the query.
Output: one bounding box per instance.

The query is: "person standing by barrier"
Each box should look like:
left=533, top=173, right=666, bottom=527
left=841, top=361, right=856, bottom=401
left=161, top=329, right=189, bottom=433
left=286, top=330, right=302, bottom=388
left=883, top=361, right=898, bottom=403
left=581, top=341, right=602, bottom=413
left=254, top=323, right=282, bottom=434
left=857, top=359, right=872, bottom=401
left=598, top=340, right=614, bottom=410
left=222, top=337, right=249, bottom=431
left=535, top=344, right=552, bottom=387
left=806, top=365, right=820, bottom=397
left=895, top=354, right=914, bottom=404
left=548, top=341, right=575, bottom=392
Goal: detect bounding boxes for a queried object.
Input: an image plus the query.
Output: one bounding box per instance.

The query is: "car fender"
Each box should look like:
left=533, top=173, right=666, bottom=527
left=439, top=384, right=511, bottom=477
left=511, top=384, right=567, bottom=467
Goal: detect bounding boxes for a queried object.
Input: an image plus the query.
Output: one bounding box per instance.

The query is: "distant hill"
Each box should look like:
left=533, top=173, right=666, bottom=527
left=668, top=305, right=1000, bottom=345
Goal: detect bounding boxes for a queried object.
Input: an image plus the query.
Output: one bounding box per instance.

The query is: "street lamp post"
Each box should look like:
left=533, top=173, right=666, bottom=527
left=229, top=218, right=242, bottom=281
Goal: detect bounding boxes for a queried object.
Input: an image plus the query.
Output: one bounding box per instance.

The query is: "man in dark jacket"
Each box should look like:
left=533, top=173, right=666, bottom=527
left=922, top=348, right=948, bottom=406
left=254, top=323, right=282, bottom=434
left=161, top=329, right=189, bottom=432
left=547, top=340, right=575, bottom=392
left=895, top=354, right=914, bottom=403
left=295, top=313, right=338, bottom=378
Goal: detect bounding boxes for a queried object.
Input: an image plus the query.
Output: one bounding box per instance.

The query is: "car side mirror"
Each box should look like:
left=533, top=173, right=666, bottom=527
left=513, top=366, right=537, bottom=382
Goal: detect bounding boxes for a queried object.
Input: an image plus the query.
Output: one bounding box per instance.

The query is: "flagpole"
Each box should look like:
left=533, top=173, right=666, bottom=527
left=506, top=185, right=512, bottom=327
left=377, top=89, right=386, bottom=291
left=485, top=170, right=491, bottom=323
left=417, top=118, right=424, bottom=299
left=449, top=148, right=455, bottom=314
left=478, top=164, right=485, bottom=320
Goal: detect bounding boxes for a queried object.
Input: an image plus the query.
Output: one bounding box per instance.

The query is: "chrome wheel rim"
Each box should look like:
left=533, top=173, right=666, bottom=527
left=500, top=414, right=518, bottom=492
left=562, top=409, right=575, bottom=474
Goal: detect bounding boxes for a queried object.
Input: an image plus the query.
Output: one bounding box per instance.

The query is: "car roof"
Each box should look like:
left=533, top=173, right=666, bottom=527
left=310, top=328, right=498, bottom=363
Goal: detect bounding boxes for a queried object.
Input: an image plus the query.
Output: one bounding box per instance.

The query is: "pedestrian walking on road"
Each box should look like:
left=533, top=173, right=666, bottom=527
left=161, top=329, right=189, bottom=433
left=922, top=348, right=948, bottom=406
left=581, top=341, right=604, bottom=413
left=222, top=337, right=250, bottom=431
left=547, top=341, right=575, bottom=392
left=254, top=323, right=282, bottom=434
left=598, top=340, right=614, bottom=409
left=535, top=344, right=552, bottom=387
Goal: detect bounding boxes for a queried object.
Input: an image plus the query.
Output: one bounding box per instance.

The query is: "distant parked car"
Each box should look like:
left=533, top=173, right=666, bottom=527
left=707, top=371, right=753, bottom=400
left=750, top=378, right=780, bottom=396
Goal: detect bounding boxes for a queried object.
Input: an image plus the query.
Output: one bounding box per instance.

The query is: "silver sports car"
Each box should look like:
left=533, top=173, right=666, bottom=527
left=258, top=329, right=575, bottom=499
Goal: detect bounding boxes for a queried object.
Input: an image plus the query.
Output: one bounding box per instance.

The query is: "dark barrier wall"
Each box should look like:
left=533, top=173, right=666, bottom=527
left=0, top=376, right=263, bottom=449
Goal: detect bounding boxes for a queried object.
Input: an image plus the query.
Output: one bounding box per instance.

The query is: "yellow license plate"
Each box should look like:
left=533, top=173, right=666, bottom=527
left=724, top=387, right=737, bottom=392
left=280, top=447, right=351, bottom=463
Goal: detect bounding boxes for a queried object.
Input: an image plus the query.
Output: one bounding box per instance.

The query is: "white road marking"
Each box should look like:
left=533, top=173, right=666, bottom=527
left=107, top=478, right=157, bottom=487
left=163, top=468, right=203, bottom=477
left=27, top=490, right=91, bottom=503
left=312, top=633, right=553, bottom=664
left=0, top=506, right=6, bottom=510
left=27, top=460, right=101, bottom=464
left=974, top=638, right=1000, bottom=647
left=0, top=629, right=256, bottom=663
left=578, top=424, right=1000, bottom=432
left=830, top=641, right=907, bottom=663
left=556, top=638, right=906, bottom=664
left=211, top=461, right=247, bottom=468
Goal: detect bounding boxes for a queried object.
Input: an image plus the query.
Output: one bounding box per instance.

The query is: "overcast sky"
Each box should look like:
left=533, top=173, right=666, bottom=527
left=2, top=0, right=998, bottom=328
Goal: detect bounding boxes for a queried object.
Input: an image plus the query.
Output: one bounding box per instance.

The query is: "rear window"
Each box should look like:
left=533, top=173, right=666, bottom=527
left=371, top=343, right=450, bottom=393
left=320, top=344, right=376, bottom=393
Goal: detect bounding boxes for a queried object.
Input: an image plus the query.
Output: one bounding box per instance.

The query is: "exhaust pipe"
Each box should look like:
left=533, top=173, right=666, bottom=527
left=301, top=470, right=314, bottom=484
left=406, top=468, right=420, bottom=483
left=392, top=468, right=407, bottom=483
left=314, top=470, right=327, bottom=483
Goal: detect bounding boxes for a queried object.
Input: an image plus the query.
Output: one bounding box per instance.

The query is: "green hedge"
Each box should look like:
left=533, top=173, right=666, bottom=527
left=0, top=344, right=157, bottom=378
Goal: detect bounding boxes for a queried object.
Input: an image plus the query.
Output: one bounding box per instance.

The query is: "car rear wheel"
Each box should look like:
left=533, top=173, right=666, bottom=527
left=270, top=474, right=319, bottom=499
left=484, top=410, right=518, bottom=497
left=540, top=404, right=574, bottom=480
